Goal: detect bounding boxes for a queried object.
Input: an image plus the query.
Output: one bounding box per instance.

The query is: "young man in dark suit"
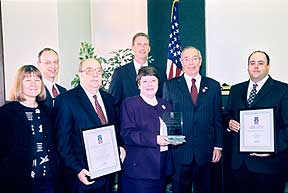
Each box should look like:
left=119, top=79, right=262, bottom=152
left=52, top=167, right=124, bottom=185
left=224, top=50, right=288, bottom=193
left=109, top=32, right=166, bottom=108
left=54, top=58, right=121, bottom=193
left=37, top=48, right=66, bottom=108
left=163, top=47, right=223, bottom=193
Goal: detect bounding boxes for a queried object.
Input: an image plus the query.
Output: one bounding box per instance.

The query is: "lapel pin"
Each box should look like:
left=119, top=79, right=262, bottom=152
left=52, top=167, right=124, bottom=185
left=202, top=87, right=208, bottom=93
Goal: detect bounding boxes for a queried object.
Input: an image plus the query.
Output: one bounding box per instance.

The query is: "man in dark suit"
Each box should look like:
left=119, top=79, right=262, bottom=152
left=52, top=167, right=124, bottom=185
left=109, top=32, right=166, bottom=108
left=223, top=50, right=288, bottom=193
left=54, top=58, right=119, bottom=193
left=163, top=46, right=223, bottom=193
left=37, top=48, right=66, bottom=108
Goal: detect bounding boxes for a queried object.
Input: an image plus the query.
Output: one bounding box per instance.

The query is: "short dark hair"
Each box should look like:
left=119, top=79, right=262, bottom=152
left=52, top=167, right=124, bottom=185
left=248, top=50, right=270, bottom=65
left=38, top=47, right=58, bottom=61
left=132, top=32, right=149, bottom=46
left=136, top=66, right=159, bottom=85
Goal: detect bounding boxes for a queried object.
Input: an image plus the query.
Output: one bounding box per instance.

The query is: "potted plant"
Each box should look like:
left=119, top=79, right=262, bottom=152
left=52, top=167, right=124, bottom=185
left=71, top=41, right=153, bottom=90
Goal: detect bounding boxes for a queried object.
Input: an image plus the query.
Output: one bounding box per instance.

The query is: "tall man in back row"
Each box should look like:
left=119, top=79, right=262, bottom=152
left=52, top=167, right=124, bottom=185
left=224, top=50, right=288, bottom=193
left=109, top=32, right=166, bottom=107
left=37, top=48, right=66, bottom=108
left=163, top=47, right=223, bottom=193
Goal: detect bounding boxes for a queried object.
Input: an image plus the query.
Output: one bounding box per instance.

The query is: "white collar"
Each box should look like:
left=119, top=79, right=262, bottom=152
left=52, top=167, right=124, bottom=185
left=140, top=94, right=157, bottom=106
left=134, top=59, right=148, bottom=73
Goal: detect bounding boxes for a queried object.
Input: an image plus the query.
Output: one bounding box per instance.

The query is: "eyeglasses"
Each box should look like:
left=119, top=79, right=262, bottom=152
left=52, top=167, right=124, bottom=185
left=80, top=68, right=103, bottom=75
left=182, top=57, right=201, bottom=62
left=140, top=79, right=158, bottom=85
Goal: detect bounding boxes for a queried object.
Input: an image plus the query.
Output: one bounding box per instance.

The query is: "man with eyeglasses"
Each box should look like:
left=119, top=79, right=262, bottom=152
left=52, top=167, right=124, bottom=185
left=163, top=46, right=223, bottom=193
left=54, top=58, right=119, bottom=193
left=37, top=48, right=66, bottom=108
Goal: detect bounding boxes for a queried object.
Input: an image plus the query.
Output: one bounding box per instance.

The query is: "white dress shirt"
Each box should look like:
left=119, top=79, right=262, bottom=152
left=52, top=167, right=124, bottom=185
left=247, top=75, right=269, bottom=99
left=80, top=84, right=108, bottom=121
left=43, top=78, right=59, bottom=98
left=133, top=59, right=148, bottom=73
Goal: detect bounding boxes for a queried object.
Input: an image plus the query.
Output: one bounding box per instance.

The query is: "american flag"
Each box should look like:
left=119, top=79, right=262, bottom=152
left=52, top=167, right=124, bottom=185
left=166, top=0, right=182, bottom=80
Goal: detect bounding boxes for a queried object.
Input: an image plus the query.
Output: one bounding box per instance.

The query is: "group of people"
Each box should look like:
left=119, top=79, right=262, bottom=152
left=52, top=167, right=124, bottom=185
left=0, top=32, right=288, bottom=193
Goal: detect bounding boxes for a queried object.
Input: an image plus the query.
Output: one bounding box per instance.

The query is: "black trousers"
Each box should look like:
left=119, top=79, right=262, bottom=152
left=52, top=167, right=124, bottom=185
left=31, top=177, right=57, bottom=193
left=231, top=164, right=286, bottom=193
left=172, top=159, right=212, bottom=193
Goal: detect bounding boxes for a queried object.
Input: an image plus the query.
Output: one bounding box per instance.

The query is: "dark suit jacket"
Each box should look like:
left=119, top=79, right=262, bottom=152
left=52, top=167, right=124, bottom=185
left=109, top=61, right=167, bottom=107
left=224, top=76, right=288, bottom=174
left=54, top=85, right=118, bottom=189
left=120, top=96, right=173, bottom=179
left=163, top=75, right=223, bottom=166
left=0, top=101, right=59, bottom=193
left=44, top=83, right=66, bottom=109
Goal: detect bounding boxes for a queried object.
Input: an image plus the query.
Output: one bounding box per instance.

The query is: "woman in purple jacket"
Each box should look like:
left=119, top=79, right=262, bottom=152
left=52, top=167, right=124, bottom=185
left=120, top=66, right=176, bottom=193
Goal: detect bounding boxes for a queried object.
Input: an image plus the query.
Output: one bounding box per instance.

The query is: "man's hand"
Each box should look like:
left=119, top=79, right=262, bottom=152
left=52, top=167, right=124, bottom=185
left=229, top=120, right=240, bottom=132
left=77, top=169, right=94, bottom=185
left=212, top=149, right=222, bottom=163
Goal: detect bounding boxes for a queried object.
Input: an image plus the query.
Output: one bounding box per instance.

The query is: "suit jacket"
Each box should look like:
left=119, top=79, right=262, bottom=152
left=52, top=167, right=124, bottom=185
left=109, top=61, right=167, bottom=107
left=224, top=76, right=288, bottom=174
left=54, top=85, right=118, bottom=189
left=0, top=101, right=59, bottom=193
left=44, top=83, right=66, bottom=109
left=120, top=96, right=173, bottom=179
left=163, top=75, right=223, bottom=165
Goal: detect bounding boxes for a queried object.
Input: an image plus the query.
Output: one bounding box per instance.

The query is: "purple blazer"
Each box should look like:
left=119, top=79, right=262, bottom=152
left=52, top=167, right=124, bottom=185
left=120, top=96, right=172, bottom=180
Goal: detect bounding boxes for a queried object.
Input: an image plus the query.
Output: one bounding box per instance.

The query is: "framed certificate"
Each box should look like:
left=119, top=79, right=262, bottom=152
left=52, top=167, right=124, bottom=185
left=240, top=108, right=275, bottom=152
left=81, top=125, right=121, bottom=180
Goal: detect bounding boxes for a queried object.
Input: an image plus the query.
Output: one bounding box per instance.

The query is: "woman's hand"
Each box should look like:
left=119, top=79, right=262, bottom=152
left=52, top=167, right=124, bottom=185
left=157, top=135, right=170, bottom=146
left=119, top=146, right=126, bottom=163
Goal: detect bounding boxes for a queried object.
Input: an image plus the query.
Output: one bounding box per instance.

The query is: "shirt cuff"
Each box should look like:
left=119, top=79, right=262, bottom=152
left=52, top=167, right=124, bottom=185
left=214, top=147, right=222, bottom=150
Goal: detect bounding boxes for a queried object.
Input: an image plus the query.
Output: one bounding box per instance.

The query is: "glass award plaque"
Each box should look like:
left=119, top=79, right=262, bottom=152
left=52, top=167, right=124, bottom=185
left=162, top=112, right=186, bottom=143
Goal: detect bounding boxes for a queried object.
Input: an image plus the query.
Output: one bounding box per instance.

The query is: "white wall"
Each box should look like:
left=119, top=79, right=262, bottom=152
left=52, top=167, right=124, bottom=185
left=1, top=0, right=59, bottom=97
left=2, top=0, right=288, bottom=99
left=1, top=0, right=91, bottom=99
left=90, top=0, right=147, bottom=59
left=57, top=0, right=91, bottom=88
left=206, top=0, right=288, bottom=85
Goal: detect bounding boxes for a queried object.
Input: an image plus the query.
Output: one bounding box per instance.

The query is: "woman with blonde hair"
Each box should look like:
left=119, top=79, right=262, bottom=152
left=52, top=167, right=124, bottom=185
left=0, top=65, right=59, bottom=193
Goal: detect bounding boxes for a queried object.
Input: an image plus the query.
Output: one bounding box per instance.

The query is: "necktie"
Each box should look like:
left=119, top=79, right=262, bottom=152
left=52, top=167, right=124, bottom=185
left=52, top=85, right=58, bottom=98
left=247, top=83, right=258, bottom=106
left=93, top=95, right=107, bottom=125
left=191, top=78, right=198, bottom=105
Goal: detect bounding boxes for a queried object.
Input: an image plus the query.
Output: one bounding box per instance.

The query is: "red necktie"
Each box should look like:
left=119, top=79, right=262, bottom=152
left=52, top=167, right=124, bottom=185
left=191, top=78, right=198, bottom=104
left=93, top=95, right=107, bottom=125
left=52, top=85, right=58, bottom=98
